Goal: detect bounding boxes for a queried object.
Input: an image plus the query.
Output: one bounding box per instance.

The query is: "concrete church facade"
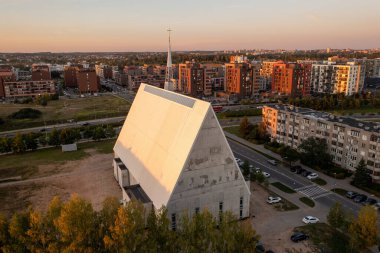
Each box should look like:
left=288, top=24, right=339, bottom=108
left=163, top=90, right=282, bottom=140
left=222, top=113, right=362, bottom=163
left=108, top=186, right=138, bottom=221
left=113, top=83, right=250, bottom=229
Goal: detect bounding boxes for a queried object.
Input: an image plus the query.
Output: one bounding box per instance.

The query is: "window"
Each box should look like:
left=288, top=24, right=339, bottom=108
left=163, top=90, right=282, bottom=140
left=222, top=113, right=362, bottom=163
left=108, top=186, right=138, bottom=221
left=171, top=213, right=176, bottom=231
left=239, top=197, right=243, bottom=219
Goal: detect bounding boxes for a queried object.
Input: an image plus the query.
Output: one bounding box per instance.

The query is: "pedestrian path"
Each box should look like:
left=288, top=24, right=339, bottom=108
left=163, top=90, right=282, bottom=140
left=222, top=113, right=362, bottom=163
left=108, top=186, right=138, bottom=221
left=295, top=185, right=332, bottom=200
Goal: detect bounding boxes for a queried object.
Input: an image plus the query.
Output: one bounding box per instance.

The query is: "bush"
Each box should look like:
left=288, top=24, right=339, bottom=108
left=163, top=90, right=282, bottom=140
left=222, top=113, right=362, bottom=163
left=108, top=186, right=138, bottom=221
left=299, top=197, right=315, bottom=207
left=9, top=108, right=42, bottom=119
left=271, top=182, right=296, bottom=193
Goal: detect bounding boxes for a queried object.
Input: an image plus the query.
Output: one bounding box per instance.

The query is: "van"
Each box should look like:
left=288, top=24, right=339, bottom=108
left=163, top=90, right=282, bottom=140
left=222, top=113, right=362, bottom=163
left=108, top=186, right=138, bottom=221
left=267, top=159, right=277, bottom=166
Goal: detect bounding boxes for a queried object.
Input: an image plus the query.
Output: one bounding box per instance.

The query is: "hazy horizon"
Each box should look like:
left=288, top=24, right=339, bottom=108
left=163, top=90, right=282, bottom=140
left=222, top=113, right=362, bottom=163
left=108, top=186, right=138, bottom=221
left=1, top=0, right=379, bottom=53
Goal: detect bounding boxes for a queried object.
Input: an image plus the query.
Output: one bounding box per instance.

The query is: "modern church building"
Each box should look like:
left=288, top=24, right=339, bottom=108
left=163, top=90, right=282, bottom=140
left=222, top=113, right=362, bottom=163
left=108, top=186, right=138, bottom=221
left=113, top=83, right=250, bottom=229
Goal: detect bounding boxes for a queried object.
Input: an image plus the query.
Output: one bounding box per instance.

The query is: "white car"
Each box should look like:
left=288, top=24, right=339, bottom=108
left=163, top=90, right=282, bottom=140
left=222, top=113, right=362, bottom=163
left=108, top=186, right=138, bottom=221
left=262, top=172, right=270, bottom=178
left=267, top=196, right=282, bottom=204
left=307, top=173, right=318, bottom=180
left=235, top=158, right=243, bottom=166
left=302, top=216, right=319, bottom=224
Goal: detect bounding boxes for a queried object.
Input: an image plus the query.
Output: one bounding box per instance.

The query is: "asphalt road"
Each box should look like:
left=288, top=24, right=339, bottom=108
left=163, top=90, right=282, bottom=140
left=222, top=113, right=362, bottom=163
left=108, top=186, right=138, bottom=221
left=228, top=139, right=362, bottom=215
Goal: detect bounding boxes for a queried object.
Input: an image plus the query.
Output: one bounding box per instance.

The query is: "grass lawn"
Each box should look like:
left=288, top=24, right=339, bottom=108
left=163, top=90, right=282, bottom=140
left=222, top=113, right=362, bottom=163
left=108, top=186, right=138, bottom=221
left=0, top=95, right=130, bottom=131
left=271, top=182, right=296, bottom=194
left=312, top=177, right=327, bottom=186
left=223, top=126, right=242, bottom=137
left=295, top=223, right=357, bottom=253
left=299, top=197, right=315, bottom=207
left=328, top=106, right=380, bottom=116
left=0, top=139, right=116, bottom=180
left=331, top=188, right=348, bottom=197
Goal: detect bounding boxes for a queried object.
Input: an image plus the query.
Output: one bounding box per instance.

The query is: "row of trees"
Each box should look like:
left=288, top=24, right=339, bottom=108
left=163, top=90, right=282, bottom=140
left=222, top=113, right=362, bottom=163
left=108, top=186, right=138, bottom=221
left=0, top=125, right=116, bottom=154
left=287, top=93, right=380, bottom=111
left=327, top=202, right=379, bottom=251
left=0, top=195, right=259, bottom=253
left=239, top=117, right=270, bottom=144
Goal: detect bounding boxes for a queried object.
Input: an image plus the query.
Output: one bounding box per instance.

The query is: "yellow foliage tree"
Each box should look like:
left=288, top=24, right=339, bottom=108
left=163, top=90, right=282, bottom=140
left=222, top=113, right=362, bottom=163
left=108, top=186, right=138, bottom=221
left=349, top=205, right=379, bottom=249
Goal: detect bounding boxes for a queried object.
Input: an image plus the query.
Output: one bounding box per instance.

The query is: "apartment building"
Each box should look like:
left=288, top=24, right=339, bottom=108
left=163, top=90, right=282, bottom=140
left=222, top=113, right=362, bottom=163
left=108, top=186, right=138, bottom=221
left=311, top=62, right=364, bottom=95
left=0, top=65, right=16, bottom=97
left=225, top=62, right=254, bottom=99
left=203, top=63, right=224, bottom=96
left=262, top=104, right=380, bottom=181
left=4, top=80, right=56, bottom=97
left=64, top=64, right=83, bottom=87
left=76, top=69, right=100, bottom=93
left=260, top=61, right=276, bottom=91
left=31, top=64, right=51, bottom=81
left=178, top=61, right=205, bottom=97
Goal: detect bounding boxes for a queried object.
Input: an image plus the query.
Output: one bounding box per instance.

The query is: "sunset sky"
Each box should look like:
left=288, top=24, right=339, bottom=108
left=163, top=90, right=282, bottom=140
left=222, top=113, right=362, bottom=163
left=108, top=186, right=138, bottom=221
left=1, top=0, right=379, bottom=52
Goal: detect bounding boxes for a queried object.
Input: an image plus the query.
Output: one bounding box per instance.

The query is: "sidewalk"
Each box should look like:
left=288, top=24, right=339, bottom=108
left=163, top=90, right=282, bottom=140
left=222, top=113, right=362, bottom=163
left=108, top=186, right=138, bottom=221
left=225, top=131, right=380, bottom=202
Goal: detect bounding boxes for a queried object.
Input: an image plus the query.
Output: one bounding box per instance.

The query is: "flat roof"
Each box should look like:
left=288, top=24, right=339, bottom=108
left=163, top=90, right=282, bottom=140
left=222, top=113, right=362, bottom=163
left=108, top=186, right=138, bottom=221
left=124, top=184, right=151, bottom=204
left=265, top=104, right=380, bottom=133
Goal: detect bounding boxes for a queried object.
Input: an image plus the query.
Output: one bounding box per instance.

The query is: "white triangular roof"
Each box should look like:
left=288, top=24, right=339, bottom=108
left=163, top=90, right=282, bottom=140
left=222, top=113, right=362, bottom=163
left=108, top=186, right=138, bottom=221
left=114, top=84, right=210, bottom=208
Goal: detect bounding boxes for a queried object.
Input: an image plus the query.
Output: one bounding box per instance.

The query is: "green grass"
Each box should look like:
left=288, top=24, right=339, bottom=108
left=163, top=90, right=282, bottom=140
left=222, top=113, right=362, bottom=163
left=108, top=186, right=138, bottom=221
left=0, top=139, right=115, bottom=180
left=331, top=188, right=348, bottom=197
left=223, top=126, right=242, bottom=137
left=218, top=109, right=262, bottom=119
left=271, top=182, right=296, bottom=194
left=0, top=95, right=130, bottom=131
left=299, top=197, right=315, bottom=207
left=295, top=223, right=357, bottom=253
left=312, top=177, right=327, bottom=186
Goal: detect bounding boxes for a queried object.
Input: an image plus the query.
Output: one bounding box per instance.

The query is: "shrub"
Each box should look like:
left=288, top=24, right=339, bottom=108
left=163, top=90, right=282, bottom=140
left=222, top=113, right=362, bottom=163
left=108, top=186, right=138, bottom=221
left=9, top=108, right=42, bottom=119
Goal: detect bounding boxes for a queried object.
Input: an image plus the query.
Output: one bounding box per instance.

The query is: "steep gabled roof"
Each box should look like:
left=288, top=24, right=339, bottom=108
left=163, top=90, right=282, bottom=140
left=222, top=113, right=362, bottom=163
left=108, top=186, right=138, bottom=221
left=114, top=84, right=210, bottom=208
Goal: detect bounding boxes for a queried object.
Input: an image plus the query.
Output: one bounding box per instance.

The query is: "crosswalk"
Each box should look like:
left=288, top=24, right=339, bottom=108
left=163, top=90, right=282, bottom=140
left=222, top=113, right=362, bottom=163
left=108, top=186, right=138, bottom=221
left=295, top=185, right=332, bottom=200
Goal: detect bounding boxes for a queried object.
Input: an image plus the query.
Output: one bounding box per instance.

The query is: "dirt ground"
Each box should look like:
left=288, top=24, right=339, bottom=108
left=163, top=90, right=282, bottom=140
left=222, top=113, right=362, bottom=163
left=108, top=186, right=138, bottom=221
left=249, top=182, right=312, bottom=253
left=0, top=149, right=121, bottom=216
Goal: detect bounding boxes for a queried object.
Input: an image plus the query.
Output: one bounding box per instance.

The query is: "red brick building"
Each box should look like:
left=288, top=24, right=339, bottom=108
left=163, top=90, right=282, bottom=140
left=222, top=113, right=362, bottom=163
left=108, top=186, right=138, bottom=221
left=32, top=64, right=51, bottom=81
left=76, top=69, right=100, bottom=93
left=0, top=65, right=16, bottom=97
left=64, top=64, right=83, bottom=87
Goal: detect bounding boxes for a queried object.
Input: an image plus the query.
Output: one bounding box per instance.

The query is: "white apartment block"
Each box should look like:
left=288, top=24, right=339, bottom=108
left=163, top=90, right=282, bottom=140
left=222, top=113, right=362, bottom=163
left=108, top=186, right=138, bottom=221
left=311, top=62, right=365, bottom=95
left=263, top=104, right=380, bottom=181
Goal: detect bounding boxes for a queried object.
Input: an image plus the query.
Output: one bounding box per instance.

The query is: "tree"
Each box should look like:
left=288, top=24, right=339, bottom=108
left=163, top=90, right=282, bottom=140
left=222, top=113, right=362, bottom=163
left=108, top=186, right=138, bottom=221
left=48, top=129, right=61, bottom=146
left=12, top=133, right=26, bottom=153
left=55, top=194, right=97, bottom=252
left=0, top=137, right=13, bottom=153
left=105, top=125, right=115, bottom=138
left=349, top=205, right=379, bottom=249
left=239, top=117, right=252, bottom=137
left=327, top=202, right=347, bottom=231
left=23, top=133, right=37, bottom=150
left=352, top=159, right=372, bottom=187
left=241, top=160, right=250, bottom=179
left=9, top=108, right=42, bottom=119
left=60, top=128, right=80, bottom=145
left=298, top=137, right=332, bottom=169
left=279, top=146, right=299, bottom=167
left=93, top=126, right=106, bottom=141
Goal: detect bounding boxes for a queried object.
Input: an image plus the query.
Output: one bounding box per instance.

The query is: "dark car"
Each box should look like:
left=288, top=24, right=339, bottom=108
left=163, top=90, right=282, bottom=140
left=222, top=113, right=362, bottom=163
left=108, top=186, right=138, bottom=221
left=291, top=232, right=309, bottom=242
left=362, top=198, right=377, bottom=206
left=353, top=194, right=368, bottom=203
left=346, top=191, right=358, bottom=199
left=255, top=242, right=265, bottom=252
left=302, top=170, right=312, bottom=177
left=290, top=165, right=302, bottom=173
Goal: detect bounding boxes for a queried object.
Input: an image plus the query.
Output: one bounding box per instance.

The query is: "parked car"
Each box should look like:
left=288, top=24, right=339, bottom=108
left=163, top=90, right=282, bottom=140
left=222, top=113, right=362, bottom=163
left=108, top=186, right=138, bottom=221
left=267, top=196, right=282, bottom=204
left=307, top=173, right=318, bottom=180
left=346, top=191, right=359, bottom=199
left=302, top=216, right=320, bottom=224
left=362, top=198, right=377, bottom=206
left=353, top=194, right=368, bottom=203
left=290, top=165, right=302, bottom=173
left=290, top=232, right=309, bottom=242
left=255, top=242, right=265, bottom=252
left=302, top=170, right=312, bottom=177
left=262, top=172, right=271, bottom=178
left=267, top=160, right=277, bottom=166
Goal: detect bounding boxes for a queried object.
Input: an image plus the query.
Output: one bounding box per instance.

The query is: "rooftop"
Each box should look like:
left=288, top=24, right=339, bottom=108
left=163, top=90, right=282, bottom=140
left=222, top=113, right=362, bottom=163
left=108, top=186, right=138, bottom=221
left=266, top=104, right=380, bottom=133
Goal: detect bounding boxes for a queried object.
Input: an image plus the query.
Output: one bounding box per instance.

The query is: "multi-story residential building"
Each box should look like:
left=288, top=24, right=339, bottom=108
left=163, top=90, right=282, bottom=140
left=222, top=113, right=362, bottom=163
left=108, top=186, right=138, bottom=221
left=95, top=64, right=113, bottom=79
left=271, top=61, right=292, bottom=96
left=263, top=104, right=380, bottom=181
left=225, top=61, right=254, bottom=99
left=260, top=61, right=276, bottom=91
left=31, top=64, right=51, bottom=81
left=64, top=64, right=83, bottom=87
left=0, top=65, right=16, bottom=97
left=178, top=61, right=205, bottom=97
left=127, top=74, right=165, bottom=91
left=203, top=63, right=224, bottom=96
left=76, top=69, right=100, bottom=93
left=311, top=62, right=364, bottom=95
left=4, top=80, right=56, bottom=97
left=15, top=69, right=31, bottom=81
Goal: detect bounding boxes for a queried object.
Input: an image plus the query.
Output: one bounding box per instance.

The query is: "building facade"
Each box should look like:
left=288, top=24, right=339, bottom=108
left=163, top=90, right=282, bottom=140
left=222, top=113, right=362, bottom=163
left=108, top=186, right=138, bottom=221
left=64, top=64, right=83, bottom=87
left=262, top=104, right=380, bottom=181
left=225, top=62, right=254, bottom=99
left=31, top=64, right=51, bottom=81
left=4, top=80, right=56, bottom=97
left=76, top=69, right=100, bottom=93
left=178, top=62, right=206, bottom=97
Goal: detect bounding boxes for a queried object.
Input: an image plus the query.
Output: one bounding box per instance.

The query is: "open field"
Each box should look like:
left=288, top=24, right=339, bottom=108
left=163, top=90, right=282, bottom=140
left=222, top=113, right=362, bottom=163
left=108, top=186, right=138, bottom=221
left=0, top=95, right=130, bottom=131
left=0, top=139, right=120, bottom=217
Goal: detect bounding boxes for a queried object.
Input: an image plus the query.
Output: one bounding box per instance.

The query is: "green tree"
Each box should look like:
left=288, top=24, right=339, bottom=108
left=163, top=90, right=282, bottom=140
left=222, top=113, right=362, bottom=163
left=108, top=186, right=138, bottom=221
left=60, top=128, right=80, bottom=145
left=239, top=117, right=252, bottom=137
left=327, top=202, right=347, bottom=231
left=12, top=133, right=26, bottom=153
left=241, top=160, right=250, bottom=179
left=0, top=137, right=13, bottom=153
left=105, top=125, right=116, bottom=138
left=279, top=146, right=299, bottom=167
left=55, top=194, right=97, bottom=252
left=349, top=205, right=379, bottom=250
left=299, top=137, right=332, bottom=169
left=93, top=126, right=106, bottom=141
left=48, top=129, right=61, bottom=146
left=23, top=133, right=37, bottom=150
left=352, top=159, right=372, bottom=187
